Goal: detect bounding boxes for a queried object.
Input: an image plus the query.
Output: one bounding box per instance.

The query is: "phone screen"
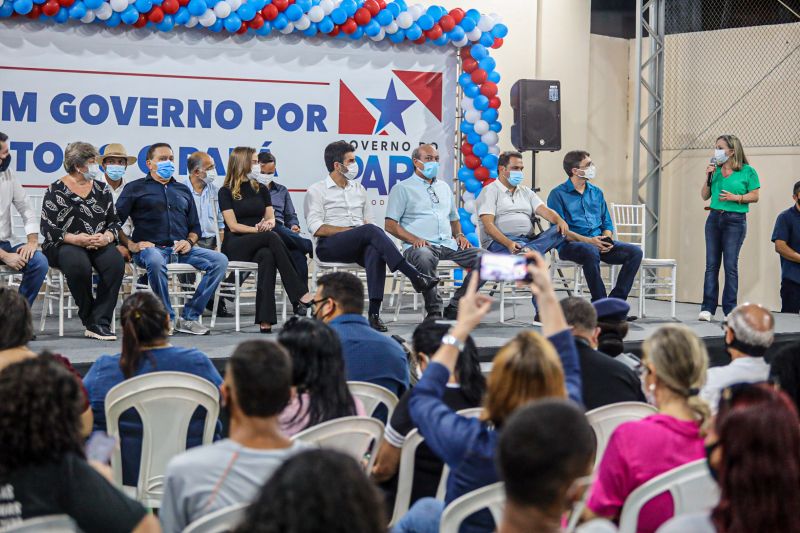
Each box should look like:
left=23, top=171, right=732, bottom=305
left=86, top=432, right=117, bottom=464
left=479, top=253, right=531, bottom=282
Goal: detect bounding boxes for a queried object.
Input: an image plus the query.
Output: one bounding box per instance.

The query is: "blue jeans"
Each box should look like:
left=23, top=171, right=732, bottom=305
left=702, top=210, right=747, bottom=315
left=392, top=497, right=444, bottom=533
left=558, top=239, right=644, bottom=302
left=134, top=246, right=228, bottom=321
left=272, top=224, right=313, bottom=281
left=0, top=241, right=48, bottom=307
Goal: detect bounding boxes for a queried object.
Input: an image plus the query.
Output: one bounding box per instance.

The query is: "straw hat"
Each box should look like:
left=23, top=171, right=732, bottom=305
left=97, top=143, right=137, bottom=165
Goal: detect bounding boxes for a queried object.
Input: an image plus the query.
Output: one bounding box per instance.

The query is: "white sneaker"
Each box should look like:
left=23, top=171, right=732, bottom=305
left=698, top=311, right=712, bottom=322
left=175, top=318, right=210, bottom=335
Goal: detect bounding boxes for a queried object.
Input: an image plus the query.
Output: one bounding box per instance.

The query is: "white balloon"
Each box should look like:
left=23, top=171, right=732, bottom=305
left=110, top=0, right=127, bottom=12
left=213, top=1, right=231, bottom=18
left=467, top=28, right=482, bottom=41
left=477, top=15, right=493, bottom=32
left=186, top=15, right=198, bottom=26
left=409, top=4, right=423, bottom=20
left=280, top=21, right=295, bottom=33
left=128, top=0, right=136, bottom=6
left=462, top=191, right=475, bottom=202
left=369, top=28, right=385, bottom=41
left=396, top=11, right=412, bottom=29
left=95, top=2, right=112, bottom=19
left=226, top=0, right=241, bottom=11
left=464, top=109, right=481, bottom=123
left=490, top=12, right=502, bottom=24
left=384, top=21, right=398, bottom=33
left=0, top=0, right=4, bottom=8
left=294, top=14, right=310, bottom=29
left=461, top=97, right=475, bottom=112
left=463, top=199, right=475, bottom=214
left=453, top=37, right=469, bottom=47
left=81, top=11, right=95, bottom=22
left=307, top=5, right=324, bottom=22
left=481, top=131, right=499, bottom=146
left=319, top=0, right=333, bottom=15
left=470, top=213, right=479, bottom=227
left=473, top=120, right=490, bottom=135
left=199, top=10, right=216, bottom=25
left=488, top=145, right=500, bottom=155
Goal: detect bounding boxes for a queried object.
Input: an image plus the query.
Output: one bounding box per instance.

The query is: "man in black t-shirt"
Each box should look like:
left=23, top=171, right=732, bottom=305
left=560, top=297, right=646, bottom=410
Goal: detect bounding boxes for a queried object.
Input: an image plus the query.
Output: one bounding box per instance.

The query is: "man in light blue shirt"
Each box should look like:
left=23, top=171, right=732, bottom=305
left=180, top=151, right=224, bottom=250
left=385, top=144, right=484, bottom=319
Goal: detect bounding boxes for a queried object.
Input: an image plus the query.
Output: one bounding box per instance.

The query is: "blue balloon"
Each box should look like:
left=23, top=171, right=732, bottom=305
left=466, top=132, right=481, bottom=145
left=458, top=16, right=475, bottom=32
left=272, top=12, right=288, bottom=29
left=375, top=9, right=391, bottom=25
left=458, top=207, right=470, bottom=219
left=473, top=95, right=490, bottom=111
left=458, top=72, right=472, bottom=88
left=317, top=15, right=333, bottom=33
left=157, top=14, right=174, bottom=31
left=209, top=18, right=223, bottom=31
left=237, top=3, right=255, bottom=21
left=478, top=57, right=496, bottom=72
left=480, top=32, right=494, bottom=47
left=224, top=12, right=242, bottom=32
left=285, top=4, right=302, bottom=21
left=473, top=186, right=482, bottom=198
left=472, top=142, right=488, bottom=157
left=457, top=167, right=474, bottom=181
left=83, top=0, right=102, bottom=9
left=385, top=1, right=399, bottom=17
left=466, top=232, right=480, bottom=247
left=340, top=0, right=356, bottom=16
left=174, top=6, right=190, bottom=24
left=33, top=0, right=45, bottom=6
left=426, top=5, right=442, bottom=20
left=13, top=0, right=33, bottom=14
left=348, top=26, right=363, bottom=39
left=104, top=11, right=120, bottom=25
left=416, top=13, right=433, bottom=30
left=461, top=218, right=475, bottom=235
left=120, top=5, right=139, bottom=23
left=405, top=23, right=421, bottom=41
left=464, top=178, right=482, bottom=194
left=470, top=44, right=488, bottom=60
left=448, top=25, right=464, bottom=42
left=481, top=109, right=498, bottom=122
left=482, top=154, right=499, bottom=168
left=364, top=19, right=380, bottom=36
left=187, top=0, right=206, bottom=16
left=434, top=35, right=448, bottom=46
left=490, top=169, right=498, bottom=178
left=68, top=1, right=85, bottom=17
left=460, top=121, right=474, bottom=134
left=489, top=121, right=502, bottom=133
left=0, top=1, right=13, bottom=16
left=388, top=29, right=405, bottom=43
left=256, top=20, right=272, bottom=34
left=295, top=0, right=311, bottom=11
left=465, top=8, right=480, bottom=21
left=330, top=7, right=346, bottom=24
left=134, top=0, right=151, bottom=13
left=465, top=84, right=481, bottom=99
left=303, top=22, right=318, bottom=36
left=487, top=70, right=501, bottom=83
left=492, top=23, right=508, bottom=38
left=251, top=0, right=266, bottom=9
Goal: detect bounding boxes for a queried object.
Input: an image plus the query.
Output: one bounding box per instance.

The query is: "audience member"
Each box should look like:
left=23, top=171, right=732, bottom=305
left=497, top=400, right=595, bottom=533
left=769, top=340, right=800, bottom=411
left=40, top=141, right=124, bottom=341
left=97, top=143, right=136, bottom=261
left=371, top=320, right=486, bottom=506
left=83, top=292, right=222, bottom=486
left=312, top=271, right=410, bottom=396
left=594, top=297, right=632, bottom=358
left=584, top=325, right=710, bottom=533
left=276, top=317, right=364, bottom=436
left=233, top=449, right=386, bottom=533
left=700, top=303, right=773, bottom=412
left=396, top=253, right=582, bottom=533
left=386, top=144, right=483, bottom=320
left=218, top=147, right=313, bottom=333
left=0, top=356, right=159, bottom=533
left=560, top=296, right=645, bottom=410
left=116, top=142, right=228, bottom=336
left=0, top=131, right=48, bottom=307
left=160, top=340, right=307, bottom=533
left=771, top=180, right=800, bottom=313
left=257, top=151, right=313, bottom=281
left=660, top=383, right=800, bottom=533
left=304, top=140, right=438, bottom=331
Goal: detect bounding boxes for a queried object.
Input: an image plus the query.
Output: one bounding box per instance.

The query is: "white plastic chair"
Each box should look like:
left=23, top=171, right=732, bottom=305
left=347, top=381, right=399, bottom=419
left=181, top=502, right=249, bottom=533
left=617, top=459, right=719, bottom=533
left=0, top=515, right=77, bottom=532
left=610, top=203, right=678, bottom=318
left=291, top=415, right=384, bottom=471
left=439, top=482, right=505, bottom=533
left=389, top=428, right=426, bottom=526
left=130, top=262, right=209, bottom=325
left=105, top=371, right=221, bottom=508
left=435, top=407, right=484, bottom=500
left=586, top=401, right=657, bottom=469
left=39, top=268, right=117, bottom=337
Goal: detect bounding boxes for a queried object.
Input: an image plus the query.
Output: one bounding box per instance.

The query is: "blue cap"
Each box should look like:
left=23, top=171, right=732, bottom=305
left=593, top=298, right=630, bottom=322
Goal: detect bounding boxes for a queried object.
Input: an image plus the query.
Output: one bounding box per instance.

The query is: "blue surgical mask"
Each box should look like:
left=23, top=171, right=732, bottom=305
left=156, top=160, right=175, bottom=179
left=421, top=161, right=439, bottom=179
left=714, top=148, right=729, bottom=164
left=105, top=164, right=126, bottom=181
left=507, top=170, right=524, bottom=187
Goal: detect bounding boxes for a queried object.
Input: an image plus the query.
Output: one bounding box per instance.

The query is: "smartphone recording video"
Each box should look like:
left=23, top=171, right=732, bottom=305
left=479, top=253, right=532, bottom=282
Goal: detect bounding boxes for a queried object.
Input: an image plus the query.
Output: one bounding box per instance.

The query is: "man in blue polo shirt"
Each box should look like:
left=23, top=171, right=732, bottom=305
left=771, top=180, right=800, bottom=313
left=116, top=143, right=228, bottom=335
left=547, top=150, right=642, bottom=305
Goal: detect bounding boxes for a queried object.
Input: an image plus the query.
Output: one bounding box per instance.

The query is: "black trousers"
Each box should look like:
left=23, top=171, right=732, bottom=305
left=45, top=243, right=125, bottom=329
left=222, top=231, right=308, bottom=325
left=781, top=277, right=800, bottom=313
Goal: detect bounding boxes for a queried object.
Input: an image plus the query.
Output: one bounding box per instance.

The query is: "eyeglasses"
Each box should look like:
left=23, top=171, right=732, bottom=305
left=427, top=185, right=440, bottom=204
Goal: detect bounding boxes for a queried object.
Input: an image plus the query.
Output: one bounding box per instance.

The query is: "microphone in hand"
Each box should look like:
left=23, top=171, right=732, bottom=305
left=706, top=157, right=716, bottom=187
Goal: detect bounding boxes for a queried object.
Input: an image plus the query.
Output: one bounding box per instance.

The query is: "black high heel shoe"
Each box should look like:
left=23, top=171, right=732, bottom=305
left=294, top=300, right=311, bottom=317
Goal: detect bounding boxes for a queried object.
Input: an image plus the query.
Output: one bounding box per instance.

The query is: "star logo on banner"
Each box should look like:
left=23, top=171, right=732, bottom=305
left=367, top=79, right=416, bottom=135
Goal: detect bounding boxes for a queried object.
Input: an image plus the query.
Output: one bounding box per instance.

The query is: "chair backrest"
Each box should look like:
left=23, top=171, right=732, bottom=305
left=439, top=482, right=505, bottom=533
left=210, top=197, right=222, bottom=252
left=435, top=407, right=484, bottom=500
left=586, top=402, right=657, bottom=469
left=105, top=371, right=221, bottom=508
left=0, top=515, right=77, bottom=532
left=610, top=203, right=647, bottom=250
left=617, top=459, right=720, bottom=533
left=389, top=428, right=426, bottom=526
left=291, top=416, right=384, bottom=471
left=182, top=502, right=249, bottom=533
left=347, top=381, right=399, bottom=420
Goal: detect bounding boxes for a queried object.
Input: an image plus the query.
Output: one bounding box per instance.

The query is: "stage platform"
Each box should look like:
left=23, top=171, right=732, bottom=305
left=28, top=298, right=800, bottom=376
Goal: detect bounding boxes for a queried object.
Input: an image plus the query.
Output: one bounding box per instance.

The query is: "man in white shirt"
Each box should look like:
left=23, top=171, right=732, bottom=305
left=0, top=132, right=48, bottom=307
left=386, top=144, right=484, bottom=320
left=304, top=140, right=438, bottom=332
left=700, top=303, right=774, bottom=413
left=97, top=143, right=136, bottom=262
left=160, top=340, right=307, bottom=533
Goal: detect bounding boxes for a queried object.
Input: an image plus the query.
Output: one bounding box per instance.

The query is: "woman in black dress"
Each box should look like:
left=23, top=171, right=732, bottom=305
left=218, top=147, right=313, bottom=333
left=40, top=142, right=124, bottom=341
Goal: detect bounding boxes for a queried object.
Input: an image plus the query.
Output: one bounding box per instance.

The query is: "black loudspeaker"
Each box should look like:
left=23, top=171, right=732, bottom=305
left=510, top=79, right=561, bottom=152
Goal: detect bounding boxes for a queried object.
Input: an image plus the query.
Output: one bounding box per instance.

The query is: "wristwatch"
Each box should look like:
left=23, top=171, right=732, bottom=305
left=441, top=331, right=465, bottom=352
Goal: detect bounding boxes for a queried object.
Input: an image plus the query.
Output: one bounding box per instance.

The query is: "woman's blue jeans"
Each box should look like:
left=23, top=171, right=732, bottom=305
left=702, top=210, right=747, bottom=316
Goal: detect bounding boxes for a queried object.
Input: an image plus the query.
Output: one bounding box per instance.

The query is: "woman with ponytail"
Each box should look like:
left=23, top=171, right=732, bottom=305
left=83, top=292, right=222, bottom=486
left=583, top=324, right=710, bottom=533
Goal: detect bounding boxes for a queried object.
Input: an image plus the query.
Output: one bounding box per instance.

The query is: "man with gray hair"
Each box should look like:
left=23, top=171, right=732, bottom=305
left=700, top=302, right=774, bottom=412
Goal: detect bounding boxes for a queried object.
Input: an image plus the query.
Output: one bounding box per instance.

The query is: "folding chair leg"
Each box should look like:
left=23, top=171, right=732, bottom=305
left=639, top=270, right=645, bottom=319
left=58, top=276, right=65, bottom=338
left=499, top=282, right=506, bottom=323
left=234, top=270, right=241, bottom=332
left=671, top=267, right=677, bottom=319
left=393, top=276, right=405, bottom=322
left=40, top=272, right=50, bottom=333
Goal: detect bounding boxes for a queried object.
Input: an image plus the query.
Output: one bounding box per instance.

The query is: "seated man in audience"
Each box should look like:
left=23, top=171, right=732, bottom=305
left=304, top=140, right=438, bottom=332
left=560, top=297, right=645, bottom=410
left=771, top=180, right=800, bottom=313
left=312, top=271, right=409, bottom=397
left=160, top=340, right=307, bottom=533
left=594, top=297, right=638, bottom=367
left=0, top=131, right=48, bottom=307
left=116, top=142, right=228, bottom=335
left=547, top=150, right=643, bottom=308
left=700, top=303, right=773, bottom=412
left=386, top=144, right=483, bottom=320
left=257, top=151, right=313, bottom=281
left=97, top=143, right=136, bottom=262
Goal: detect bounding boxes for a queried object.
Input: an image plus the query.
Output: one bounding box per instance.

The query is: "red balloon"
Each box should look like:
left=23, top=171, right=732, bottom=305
left=363, top=0, right=379, bottom=16
left=42, top=1, right=59, bottom=16
left=464, top=155, right=480, bottom=170
left=460, top=142, right=473, bottom=156
left=236, top=22, right=248, bottom=34
left=462, top=57, right=478, bottom=73
left=425, top=24, right=442, bottom=40
left=459, top=46, right=471, bottom=60
left=272, top=0, right=288, bottom=12
left=354, top=7, right=371, bottom=25
left=57, top=0, right=74, bottom=8
left=261, top=4, right=277, bottom=20
left=474, top=166, right=490, bottom=181
left=471, top=68, right=487, bottom=85
left=133, top=13, right=147, bottom=26
left=376, top=0, right=385, bottom=9
left=177, top=0, right=189, bottom=6
left=449, top=8, right=464, bottom=23
left=147, top=6, right=164, bottom=23
left=341, top=18, right=358, bottom=34
left=439, top=14, right=454, bottom=32
left=414, top=36, right=426, bottom=45
left=161, top=0, right=178, bottom=14
left=328, top=26, right=340, bottom=36
left=492, top=37, right=504, bottom=49
left=480, top=81, right=498, bottom=98
left=489, top=97, right=501, bottom=109
left=248, top=13, right=264, bottom=29
left=26, top=5, right=41, bottom=18
left=482, top=178, right=496, bottom=187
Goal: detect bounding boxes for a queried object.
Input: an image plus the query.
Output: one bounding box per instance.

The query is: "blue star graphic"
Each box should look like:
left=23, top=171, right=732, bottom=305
left=367, top=79, right=416, bottom=134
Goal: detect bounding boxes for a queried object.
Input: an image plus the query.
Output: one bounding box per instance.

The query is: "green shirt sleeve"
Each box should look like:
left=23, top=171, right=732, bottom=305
left=747, top=165, right=760, bottom=191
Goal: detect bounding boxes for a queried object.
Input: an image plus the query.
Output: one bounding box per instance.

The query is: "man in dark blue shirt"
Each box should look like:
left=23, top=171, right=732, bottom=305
left=116, top=143, right=228, bottom=335
left=257, top=151, right=312, bottom=281
left=547, top=150, right=643, bottom=306
left=310, top=271, right=409, bottom=397
left=771, top=180, right=800, bottom=313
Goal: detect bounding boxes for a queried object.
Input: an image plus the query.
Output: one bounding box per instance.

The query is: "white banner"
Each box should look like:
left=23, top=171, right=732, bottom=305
left=0, top=21, right=457, bottom=228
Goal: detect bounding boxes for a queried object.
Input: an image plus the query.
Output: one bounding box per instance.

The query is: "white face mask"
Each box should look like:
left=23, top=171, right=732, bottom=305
left=83, top=163, right=100, bottom=180
left=202, top=168, right=217, bottom=185
left=579, top=165, right=596, bottom=180
left=341, top=162, right=359, bottom=181
left=255, top=173, right=274, bottom=186
left=714, top=148, right=729, bottom=165
left=248, top=164, right=261, bottom=181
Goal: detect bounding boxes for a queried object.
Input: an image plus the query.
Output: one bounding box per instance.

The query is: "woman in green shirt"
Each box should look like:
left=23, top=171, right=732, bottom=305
left=699, top=134, right=760, bottom=321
